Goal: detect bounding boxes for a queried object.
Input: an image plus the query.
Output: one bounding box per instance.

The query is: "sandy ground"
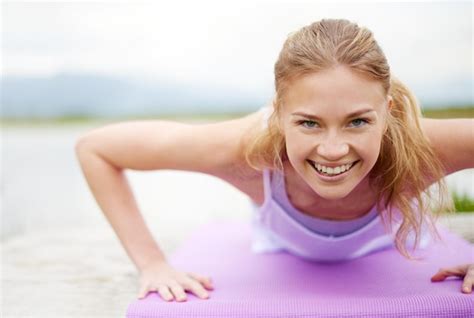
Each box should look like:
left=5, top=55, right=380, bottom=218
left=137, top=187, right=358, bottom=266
left=2, top=124, right=473, bottom=317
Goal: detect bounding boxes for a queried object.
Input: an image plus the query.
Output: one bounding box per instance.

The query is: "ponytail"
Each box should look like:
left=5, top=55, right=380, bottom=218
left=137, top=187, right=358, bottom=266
left=372, top=77, right=453, bottom=259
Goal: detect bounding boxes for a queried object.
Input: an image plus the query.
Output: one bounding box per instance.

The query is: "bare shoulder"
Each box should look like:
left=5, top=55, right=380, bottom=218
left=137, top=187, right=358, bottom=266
left=420, top=117, right=474, bottom=175
left=211, top=110, right=266, bottom=205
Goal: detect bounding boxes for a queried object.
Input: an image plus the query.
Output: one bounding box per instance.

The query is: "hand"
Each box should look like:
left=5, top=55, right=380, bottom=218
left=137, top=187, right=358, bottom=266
left=431, top=263, right=474, bottom=294
left=137, top=260, right=214, bottom=301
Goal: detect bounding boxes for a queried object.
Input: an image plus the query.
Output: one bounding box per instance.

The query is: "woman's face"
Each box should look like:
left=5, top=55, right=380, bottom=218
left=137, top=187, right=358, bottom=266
left=281, top=65, right=391, bottom=200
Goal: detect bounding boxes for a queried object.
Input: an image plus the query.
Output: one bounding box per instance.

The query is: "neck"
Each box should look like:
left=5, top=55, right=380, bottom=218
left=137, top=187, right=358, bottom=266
left=282, top=161, right=377, bottom=220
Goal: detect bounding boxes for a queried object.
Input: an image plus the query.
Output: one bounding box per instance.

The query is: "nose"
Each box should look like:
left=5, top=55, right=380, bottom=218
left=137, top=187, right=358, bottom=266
left=317, top=136, right=349, bottom=161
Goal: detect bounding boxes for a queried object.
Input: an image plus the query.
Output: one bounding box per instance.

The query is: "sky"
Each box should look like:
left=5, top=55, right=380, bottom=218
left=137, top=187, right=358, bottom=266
left=1, top=0, right=473, bottom=105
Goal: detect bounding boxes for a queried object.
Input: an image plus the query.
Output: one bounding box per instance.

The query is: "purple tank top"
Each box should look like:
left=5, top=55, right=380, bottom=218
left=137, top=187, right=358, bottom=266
left=249, top=104, right=431, bottom=262
left=271, top=167, right=379, bottom=237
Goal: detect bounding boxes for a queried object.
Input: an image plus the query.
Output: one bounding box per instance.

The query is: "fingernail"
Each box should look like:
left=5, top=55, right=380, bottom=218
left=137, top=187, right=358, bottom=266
left=463, top=286, right=470, bottom=293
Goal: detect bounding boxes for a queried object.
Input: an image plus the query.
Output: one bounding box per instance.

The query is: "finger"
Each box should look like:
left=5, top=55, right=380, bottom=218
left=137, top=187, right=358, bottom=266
left=182, top=278, right=210, bottom=299
left=137, top=284, right=151, bottom=299
left=431, top=267, right=466, bottom=282
left=431, top=272, right=449, bottom=282
left=157, top=285, right=174, bottom=301
left=187, top=272, right=214, bottom=290
left=169, top=283, right=187, bottom=302
left=462, top=271, right=474, bottom=293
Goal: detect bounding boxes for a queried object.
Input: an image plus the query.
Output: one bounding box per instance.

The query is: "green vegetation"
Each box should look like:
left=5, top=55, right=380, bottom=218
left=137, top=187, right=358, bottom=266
left=422, top=106, right=474, bottom=119
left=0, top=112, right=250, bottom=127
left=452, top=190, right=474, bottom=213
left=1, top=105, right=472, bottom=127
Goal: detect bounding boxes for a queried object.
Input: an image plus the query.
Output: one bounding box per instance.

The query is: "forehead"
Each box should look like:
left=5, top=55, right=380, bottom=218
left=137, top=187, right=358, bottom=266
left=283, top=66, right=386, bottom=114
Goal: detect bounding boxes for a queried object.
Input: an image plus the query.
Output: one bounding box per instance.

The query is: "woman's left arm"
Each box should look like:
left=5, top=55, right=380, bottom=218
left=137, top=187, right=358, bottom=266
left=420, top=118, right=474, bottom=175
left=422, top=118, right=474, bottom=294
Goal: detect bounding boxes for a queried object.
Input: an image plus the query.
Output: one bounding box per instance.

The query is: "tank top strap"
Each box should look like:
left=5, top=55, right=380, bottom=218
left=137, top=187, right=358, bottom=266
left=262, top=168, right=273, bottom=204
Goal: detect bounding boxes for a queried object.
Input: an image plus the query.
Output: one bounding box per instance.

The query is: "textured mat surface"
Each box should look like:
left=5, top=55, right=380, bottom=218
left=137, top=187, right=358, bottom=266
left=127, top=220, right=474, bottom=317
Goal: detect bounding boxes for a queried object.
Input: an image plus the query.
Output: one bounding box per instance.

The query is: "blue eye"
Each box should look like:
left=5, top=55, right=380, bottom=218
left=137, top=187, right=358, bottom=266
left=350, top=118, right=369, bottom=127
left=299, top=120, right=318, bottom=128
left=298, top=118, right=370, bottom=129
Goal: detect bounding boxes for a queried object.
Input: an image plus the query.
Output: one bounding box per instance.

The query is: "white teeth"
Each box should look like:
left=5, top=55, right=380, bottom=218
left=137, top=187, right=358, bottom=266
left=312, top=161, right=356, bottom=175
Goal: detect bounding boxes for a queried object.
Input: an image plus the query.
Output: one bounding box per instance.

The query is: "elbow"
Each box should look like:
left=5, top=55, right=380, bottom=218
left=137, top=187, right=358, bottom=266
left=74, top=134, right=122, bottom=172
left=75, top=134, right=97, bottom=160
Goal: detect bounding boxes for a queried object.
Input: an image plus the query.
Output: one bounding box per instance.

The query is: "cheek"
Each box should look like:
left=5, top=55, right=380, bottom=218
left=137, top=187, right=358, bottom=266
left=357, top=134, right=383, bottom=162
left=285, top=138, right=310, bottom=172
left=285, top=134, right=312, bottom=158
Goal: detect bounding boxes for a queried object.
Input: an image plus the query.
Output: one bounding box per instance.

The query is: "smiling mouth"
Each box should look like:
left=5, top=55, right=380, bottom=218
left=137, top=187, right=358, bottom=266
left=307, top=160, right=360, bottom=177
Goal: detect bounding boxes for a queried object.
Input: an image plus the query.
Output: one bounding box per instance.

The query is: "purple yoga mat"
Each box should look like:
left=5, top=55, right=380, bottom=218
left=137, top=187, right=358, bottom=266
left=127, top=220, right=474, bottom=317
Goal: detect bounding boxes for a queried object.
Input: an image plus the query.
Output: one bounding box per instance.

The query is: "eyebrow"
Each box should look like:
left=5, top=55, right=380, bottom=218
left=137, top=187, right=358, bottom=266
left=291, top=108, right=375, bottom=120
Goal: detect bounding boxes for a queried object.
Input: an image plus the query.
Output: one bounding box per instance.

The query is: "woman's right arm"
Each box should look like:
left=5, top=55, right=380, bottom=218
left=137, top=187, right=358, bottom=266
left=75, top=142, right=167, bottom=271
left=74, top=117, right=257, bottom=300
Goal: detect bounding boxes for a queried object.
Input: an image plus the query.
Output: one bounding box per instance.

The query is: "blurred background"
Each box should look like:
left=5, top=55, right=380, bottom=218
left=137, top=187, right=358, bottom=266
left=1, top=1, right=473, bottom=316
left=2, top=1, right=473, bottom=120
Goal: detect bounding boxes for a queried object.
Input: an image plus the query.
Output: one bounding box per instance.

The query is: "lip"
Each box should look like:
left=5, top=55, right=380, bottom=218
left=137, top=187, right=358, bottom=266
left=307, top=160, right=360, bottom=182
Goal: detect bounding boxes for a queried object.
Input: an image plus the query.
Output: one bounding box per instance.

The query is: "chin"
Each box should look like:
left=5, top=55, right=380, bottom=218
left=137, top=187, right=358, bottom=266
left=312, top=187, right=354, bottom=201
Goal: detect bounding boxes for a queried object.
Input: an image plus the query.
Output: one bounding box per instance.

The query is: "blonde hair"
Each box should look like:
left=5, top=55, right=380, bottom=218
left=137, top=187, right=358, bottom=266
left=244, top=19, right=453, bottom=259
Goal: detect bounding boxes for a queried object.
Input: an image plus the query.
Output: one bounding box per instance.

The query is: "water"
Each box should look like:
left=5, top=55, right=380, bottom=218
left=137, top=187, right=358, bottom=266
left=2, top=124, right=473, bottom=240
left=1, top=123, right=253, bottom=241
